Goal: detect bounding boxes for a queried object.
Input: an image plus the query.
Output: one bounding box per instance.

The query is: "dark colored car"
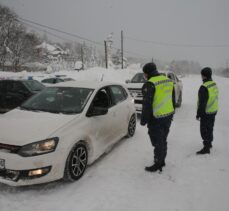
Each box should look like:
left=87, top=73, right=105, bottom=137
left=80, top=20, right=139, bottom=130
left=0, top=79, right=45, bottom=113
left=41, top=77, right=75, bottom=84
left=41, top=77, right=65, bottom=84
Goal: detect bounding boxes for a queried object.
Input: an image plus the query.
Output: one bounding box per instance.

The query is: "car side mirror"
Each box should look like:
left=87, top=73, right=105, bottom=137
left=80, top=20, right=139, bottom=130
left=125, top=80, right=131, bottom=84
left=86, top=106, right=108, bottom=117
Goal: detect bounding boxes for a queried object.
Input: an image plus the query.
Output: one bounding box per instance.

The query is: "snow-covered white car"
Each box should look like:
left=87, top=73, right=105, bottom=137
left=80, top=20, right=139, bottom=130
left=0, top=81, right=136, bottom=186
left=126, top=72, right=183, bottom=113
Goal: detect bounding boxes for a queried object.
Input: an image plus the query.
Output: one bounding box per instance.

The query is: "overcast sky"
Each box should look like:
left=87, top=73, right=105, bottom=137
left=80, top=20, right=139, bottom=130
left=1, top=0, right=229, bottom=68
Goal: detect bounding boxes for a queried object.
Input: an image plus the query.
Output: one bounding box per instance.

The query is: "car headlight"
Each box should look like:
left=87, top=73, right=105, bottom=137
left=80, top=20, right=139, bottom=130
left=18, top=137, right=59, bottom=157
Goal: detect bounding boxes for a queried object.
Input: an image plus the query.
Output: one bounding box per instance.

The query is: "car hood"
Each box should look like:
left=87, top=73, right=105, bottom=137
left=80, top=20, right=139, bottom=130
left=0, top=109, right=78, bottom=146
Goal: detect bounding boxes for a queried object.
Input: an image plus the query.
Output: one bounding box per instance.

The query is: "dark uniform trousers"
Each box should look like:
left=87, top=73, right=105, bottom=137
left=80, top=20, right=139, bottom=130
left=200, top=115, right=216, bottom=148
left=147, top=116, right=173, bottom=165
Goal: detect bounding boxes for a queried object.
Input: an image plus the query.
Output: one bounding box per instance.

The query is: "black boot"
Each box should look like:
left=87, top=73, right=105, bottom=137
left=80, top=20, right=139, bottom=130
left=196, top=147, right=210, bottom=155
left=145, top=163, right=164, bottom=172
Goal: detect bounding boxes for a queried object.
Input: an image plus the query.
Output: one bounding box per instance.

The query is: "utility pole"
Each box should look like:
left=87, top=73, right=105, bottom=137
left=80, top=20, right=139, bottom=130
left=104, top=40, right=108, bottom=69
left=121, top=30, right=124, bottom=69
left=81, top=45, right=84, bottom=70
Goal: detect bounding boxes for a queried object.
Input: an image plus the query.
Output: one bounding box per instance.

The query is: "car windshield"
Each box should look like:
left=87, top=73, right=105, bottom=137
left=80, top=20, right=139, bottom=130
left=23, top=80, right=45, bottom=92
left=21, top=87, right=94, bottom=114
left=131, top=73, right=146, bottom=83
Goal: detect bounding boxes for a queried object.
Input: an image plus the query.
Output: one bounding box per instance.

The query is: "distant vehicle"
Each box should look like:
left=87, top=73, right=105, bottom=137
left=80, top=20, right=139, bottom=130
left=0, top=81, right=136, bottom=186
left=62, top=78, right=76, bottom=82
left=0, top=79, right=45, bottom=113
left=41, top=77, right=75, bottom=84
left=126, top=72, right=183, bottom=113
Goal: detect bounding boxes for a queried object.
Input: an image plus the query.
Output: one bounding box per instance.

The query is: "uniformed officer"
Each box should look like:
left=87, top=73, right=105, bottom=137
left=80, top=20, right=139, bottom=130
left=140, top=62, right=175, bottom=172
left=196, top=67, right=219, bottom=154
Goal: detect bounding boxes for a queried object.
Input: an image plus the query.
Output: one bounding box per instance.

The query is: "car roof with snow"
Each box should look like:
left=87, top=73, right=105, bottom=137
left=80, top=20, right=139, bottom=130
left=50, top=80, right=125, bottom=89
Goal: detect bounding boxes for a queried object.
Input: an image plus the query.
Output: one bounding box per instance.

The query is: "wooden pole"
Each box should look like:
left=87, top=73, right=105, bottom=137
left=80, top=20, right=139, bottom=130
left=104, top=40, right=108, bottom=69
left=121, top=30, right=124, bottom=69
left=81, top=45, right=84, bottom=70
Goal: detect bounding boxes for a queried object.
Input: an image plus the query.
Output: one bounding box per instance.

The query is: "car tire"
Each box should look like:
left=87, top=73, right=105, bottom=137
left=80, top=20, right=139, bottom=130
left=176, top=92, right=182, bottom=108
left=126, top=114, right=136, bottom=137
left=64, top=142, right=88, bottom=182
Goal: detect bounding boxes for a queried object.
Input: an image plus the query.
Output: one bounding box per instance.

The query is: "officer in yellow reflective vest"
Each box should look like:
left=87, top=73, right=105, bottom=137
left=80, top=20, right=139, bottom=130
left=196, top=67, right=219, bottom=154
left=140, top=62, right=175, bottom=172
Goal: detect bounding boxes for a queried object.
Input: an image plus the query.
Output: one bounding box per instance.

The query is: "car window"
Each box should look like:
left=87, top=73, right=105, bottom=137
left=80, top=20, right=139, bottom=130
left=6, top=81, right=27, bottom=93
left=56, top=78, right=64, bottom=83
left=131, top=73, right=146, bottom=83
left=42, top=78, right=65, bottom=84
left=42, top=78, right=52, bottom=83
left=63, top=78, right=75, bottom=82
left=23, top=80, right=45, bottom=92
left=42, top=78, right=57, bottom=83
left=21, top=87, right=94, bottom=114
left=109, top=85, right=127, bottom=105
left=91, top=88, right=111, bottom=108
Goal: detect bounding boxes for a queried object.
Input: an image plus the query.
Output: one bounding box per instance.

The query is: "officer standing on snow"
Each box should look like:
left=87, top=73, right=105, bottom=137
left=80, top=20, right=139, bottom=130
left=196, top=67, right=219, bottom=154
left=140, top=62, right=175, bottom=172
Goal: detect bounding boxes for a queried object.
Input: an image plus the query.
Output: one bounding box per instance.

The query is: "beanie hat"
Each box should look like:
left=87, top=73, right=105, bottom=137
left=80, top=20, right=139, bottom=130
left=201, top=67, right=212, bottom=78
left=142, top=62, right=158, bottom=75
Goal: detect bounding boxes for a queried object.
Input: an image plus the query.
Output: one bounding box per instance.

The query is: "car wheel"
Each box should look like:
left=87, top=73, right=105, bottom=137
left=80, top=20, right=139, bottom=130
left=64, top=143, right=88, bottom=181
left=126, top=114, right=136, bottom=137
left=176, top=92, right=182, bottom=108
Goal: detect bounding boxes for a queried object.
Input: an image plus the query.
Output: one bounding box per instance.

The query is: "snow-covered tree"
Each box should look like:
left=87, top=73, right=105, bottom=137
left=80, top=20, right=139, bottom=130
left=0, top=4, right=17, bottom=69
left=0, top=4, right=41, bottom=71
left=112, top=49, right=128, bottom=68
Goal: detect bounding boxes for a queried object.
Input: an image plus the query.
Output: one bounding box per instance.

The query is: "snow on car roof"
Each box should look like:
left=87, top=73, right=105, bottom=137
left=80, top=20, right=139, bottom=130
left=51, top=80, right=124, bottom=89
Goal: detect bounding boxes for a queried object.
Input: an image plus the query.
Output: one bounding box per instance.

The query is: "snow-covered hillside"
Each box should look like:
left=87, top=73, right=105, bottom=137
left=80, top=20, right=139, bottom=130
left=0, top=68, right=228, bottom=211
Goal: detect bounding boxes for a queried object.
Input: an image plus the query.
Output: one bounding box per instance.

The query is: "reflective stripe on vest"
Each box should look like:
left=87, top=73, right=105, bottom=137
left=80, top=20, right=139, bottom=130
left=148, top=75, right=175, bottom=118
left=202, top=81, right=219, bottom=114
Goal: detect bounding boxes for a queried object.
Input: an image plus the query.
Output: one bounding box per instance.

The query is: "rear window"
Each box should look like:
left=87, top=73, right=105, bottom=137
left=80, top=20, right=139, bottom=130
left=23, top=80, right=45, bottom=92
left=5, top=81, right=27, bottom=92
left=131, top=73, right=146, bottom=83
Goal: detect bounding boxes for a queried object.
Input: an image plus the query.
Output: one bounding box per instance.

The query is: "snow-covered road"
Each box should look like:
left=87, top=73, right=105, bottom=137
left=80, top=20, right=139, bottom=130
left=0, top=69, right=228, bottom=211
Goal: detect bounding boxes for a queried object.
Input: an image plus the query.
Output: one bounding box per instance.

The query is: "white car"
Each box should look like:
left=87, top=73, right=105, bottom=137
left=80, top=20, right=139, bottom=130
left=126, top=72, right=183, bottom=113
left=0, top=81, right=136, bottom=186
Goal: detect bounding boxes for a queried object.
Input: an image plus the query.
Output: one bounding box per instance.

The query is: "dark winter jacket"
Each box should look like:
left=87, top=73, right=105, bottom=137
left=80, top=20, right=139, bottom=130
left=196, top=78, right=217, bottom=119
left=140, top=74, right=175, bottom=126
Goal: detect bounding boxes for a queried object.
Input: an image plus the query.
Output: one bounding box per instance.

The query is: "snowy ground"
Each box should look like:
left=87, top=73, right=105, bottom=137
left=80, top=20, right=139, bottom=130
left=0, top=68, right=229, bottom=211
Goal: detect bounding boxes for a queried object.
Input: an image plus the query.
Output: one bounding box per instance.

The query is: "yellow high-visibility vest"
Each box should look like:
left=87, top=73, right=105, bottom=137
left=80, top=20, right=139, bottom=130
left=148, top=75, right=175, bottom=118
left=202, top=81, right=219, bottom=114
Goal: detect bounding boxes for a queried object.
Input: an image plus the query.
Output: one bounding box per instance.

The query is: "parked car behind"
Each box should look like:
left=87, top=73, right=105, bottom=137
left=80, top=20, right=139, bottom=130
left=126, top=72, right=183, bottom=113
left=41, top=77, right=75, bottom=84
left=0, top=81, right=136, bottom=186
left=0, top=79, right=45, bottom=113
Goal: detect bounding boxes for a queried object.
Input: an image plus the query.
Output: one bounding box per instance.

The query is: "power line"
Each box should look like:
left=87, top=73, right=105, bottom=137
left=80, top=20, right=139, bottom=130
left=18, top=17, right=150, bottom=59
left=18, top=17, right=104, bottom=46
left=125, top=35, right=229, bottom=48
left=22, top=21, right=73, bottom=43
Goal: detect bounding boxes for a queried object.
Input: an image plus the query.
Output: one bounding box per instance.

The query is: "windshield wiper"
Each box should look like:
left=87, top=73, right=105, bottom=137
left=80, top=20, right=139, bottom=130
left=60, top=111, right=80, bottom=114
left=20, top=106, right=79, bottom=114
left=36, top=108, right=60, bottom=114
left=20, top=106, right=41, bottom=112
